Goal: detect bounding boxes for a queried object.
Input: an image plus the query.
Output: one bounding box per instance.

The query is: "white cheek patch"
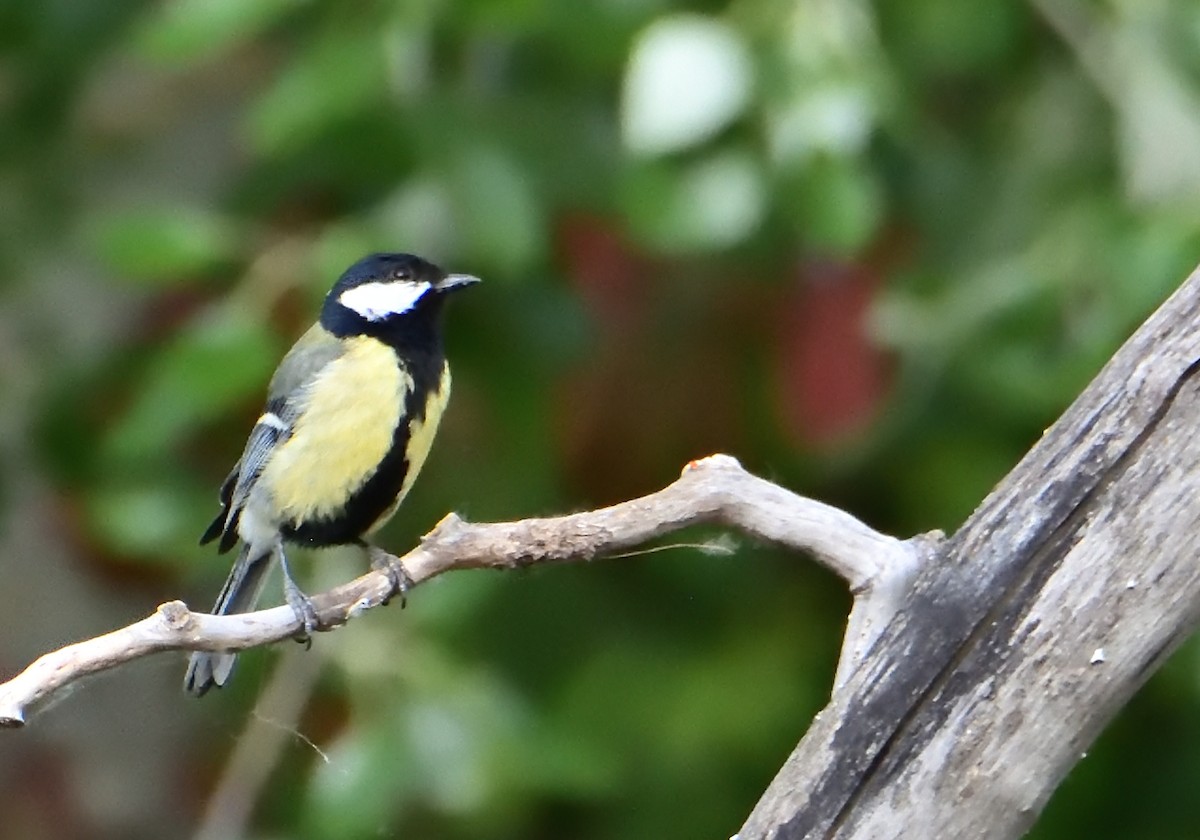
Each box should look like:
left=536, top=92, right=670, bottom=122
left=339, top=281, right=431, bottom=321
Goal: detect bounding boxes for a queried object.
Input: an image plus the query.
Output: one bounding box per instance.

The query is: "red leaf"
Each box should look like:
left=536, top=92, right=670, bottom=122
left=776, top=260, right=891, bottom=448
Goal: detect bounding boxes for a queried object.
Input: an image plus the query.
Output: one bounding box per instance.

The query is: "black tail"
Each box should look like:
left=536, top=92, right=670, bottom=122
left=184, top=544, right=273, bottom=696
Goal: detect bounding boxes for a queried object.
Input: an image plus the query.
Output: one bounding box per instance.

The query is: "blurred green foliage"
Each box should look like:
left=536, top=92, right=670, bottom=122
left=3, top=0, right=1200, bottom=838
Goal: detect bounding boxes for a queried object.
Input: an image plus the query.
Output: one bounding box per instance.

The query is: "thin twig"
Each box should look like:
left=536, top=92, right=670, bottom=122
left=0, top=454, right=917, bottom=727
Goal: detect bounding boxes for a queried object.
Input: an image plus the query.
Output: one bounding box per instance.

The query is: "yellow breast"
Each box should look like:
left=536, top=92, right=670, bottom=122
left=259, top=336, right=405, bottom=523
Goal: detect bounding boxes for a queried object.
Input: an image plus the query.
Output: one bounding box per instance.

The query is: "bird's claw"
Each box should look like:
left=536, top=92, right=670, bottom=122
left=282, top=574, right=318, bottom=643
left=368, top=546, right=413, bottom=608
left=288, top=593, right=318, bottom=644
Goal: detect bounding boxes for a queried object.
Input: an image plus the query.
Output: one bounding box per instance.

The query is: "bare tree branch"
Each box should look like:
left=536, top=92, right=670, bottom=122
left=0, top=454, right=917, bottom=728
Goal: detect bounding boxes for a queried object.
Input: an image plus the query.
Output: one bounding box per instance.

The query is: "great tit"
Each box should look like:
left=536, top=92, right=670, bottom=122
left=184, top=252, right=479, bottom=696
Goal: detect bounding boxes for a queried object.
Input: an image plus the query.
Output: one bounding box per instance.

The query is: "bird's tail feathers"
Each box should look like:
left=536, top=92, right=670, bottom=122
left=184, top=542, right=275, bottom=696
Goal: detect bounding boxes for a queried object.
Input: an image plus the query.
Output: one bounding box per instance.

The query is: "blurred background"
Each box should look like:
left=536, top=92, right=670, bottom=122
left=2, top=0, right=1200, bottom=838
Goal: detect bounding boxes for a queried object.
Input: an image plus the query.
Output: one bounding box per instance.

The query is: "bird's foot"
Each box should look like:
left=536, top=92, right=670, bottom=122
left=283, top=577, right=318, bottom=646
left=283, top=588, right=316, bottom=648
left=278, top=546, right=318, bottom=644
left=368, top=545, right=413, bottom=608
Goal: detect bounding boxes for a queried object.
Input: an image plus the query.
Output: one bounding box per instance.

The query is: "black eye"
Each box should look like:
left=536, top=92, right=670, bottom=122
left=392, top=268, right=412, bottom=282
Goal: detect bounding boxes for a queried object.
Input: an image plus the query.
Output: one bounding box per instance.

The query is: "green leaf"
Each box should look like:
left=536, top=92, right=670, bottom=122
left=91, top=207, right=242, bottom=284
left=372, top=176, right=459, bottom=264
left=306, top=720, right=415, bottom=838
left=622, top=14, right=753, bottom=155
left=448, top=145, right=545, bottom=275
left=136, top=0, right=306, bottom=65
left=247, top=26, right=389, bottom=155
left=623, top=149, right=765, bottom=253
left=102, top=308, right=279, bottom=464
left=787, top=154, right=883, bottom=255
left=85, top=480, right=197, bottom=557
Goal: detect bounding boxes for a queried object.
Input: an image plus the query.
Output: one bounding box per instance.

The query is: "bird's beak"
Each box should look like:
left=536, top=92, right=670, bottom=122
left=437, top=274, right=482, bottom=293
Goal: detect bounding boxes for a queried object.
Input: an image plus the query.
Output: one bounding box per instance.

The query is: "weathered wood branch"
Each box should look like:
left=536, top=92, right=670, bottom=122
left=0, top=454, right=917, bottom=728
left=738, top=268, right=1200, bottom=839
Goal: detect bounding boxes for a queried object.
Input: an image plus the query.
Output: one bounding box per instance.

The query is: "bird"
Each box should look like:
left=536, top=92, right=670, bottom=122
left=184, top=252, right=479, bottom=696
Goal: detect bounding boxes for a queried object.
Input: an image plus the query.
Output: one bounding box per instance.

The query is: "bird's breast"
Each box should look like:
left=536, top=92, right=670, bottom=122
left=258, top=336, right=406, bottom=525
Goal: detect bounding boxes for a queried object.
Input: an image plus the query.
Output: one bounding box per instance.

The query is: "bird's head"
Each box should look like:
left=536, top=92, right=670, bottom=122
left=322, top=253, right=480, bottom=338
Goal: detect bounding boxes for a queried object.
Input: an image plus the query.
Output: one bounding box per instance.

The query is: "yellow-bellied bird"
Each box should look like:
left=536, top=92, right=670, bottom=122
left=184, top=253, right=479, bottom=696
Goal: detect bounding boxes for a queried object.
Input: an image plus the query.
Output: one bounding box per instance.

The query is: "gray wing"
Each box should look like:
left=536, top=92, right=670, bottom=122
left=205, top=324, right=347, bottom=552
left=266, top=323, right=346, bottom=399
